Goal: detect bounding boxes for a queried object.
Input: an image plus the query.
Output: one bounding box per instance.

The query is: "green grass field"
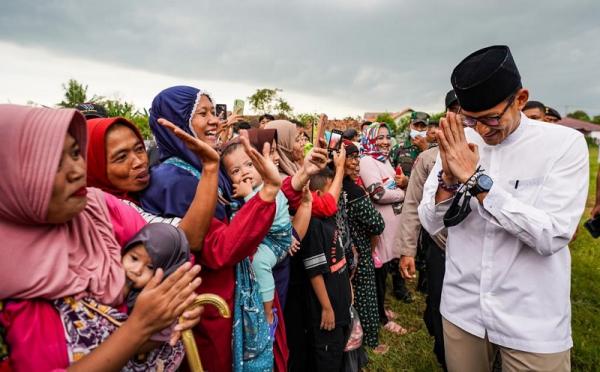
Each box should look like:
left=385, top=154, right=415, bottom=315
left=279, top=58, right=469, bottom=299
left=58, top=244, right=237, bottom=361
left=365, top=145, right=600, bottom=371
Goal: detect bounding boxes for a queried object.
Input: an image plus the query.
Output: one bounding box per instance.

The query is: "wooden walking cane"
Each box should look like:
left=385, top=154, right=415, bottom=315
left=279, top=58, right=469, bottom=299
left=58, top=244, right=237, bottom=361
left=179, top=293, right=231, bottom=372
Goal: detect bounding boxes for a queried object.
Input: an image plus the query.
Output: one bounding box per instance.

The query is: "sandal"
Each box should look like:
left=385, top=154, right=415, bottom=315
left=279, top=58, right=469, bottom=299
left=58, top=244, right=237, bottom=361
left=383, top=321, right=408, bottom=335
left=385, top=308, right=398, bottom=320
left=373, top=344, right=389, bottom=354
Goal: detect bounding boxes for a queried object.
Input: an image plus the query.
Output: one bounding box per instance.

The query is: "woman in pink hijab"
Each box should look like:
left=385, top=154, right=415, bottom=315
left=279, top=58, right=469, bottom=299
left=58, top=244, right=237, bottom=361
left=0, top=104, right=202, bottom=371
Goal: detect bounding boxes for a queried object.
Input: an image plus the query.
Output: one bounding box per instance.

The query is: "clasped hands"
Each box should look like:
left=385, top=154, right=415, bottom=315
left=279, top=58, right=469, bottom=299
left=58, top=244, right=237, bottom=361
left=437, top=112, right=480, bottom=185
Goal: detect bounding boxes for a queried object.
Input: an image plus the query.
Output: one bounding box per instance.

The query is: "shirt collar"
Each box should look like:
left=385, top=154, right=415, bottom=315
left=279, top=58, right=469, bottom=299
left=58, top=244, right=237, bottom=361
left=498, top=112, right=527, bottom=146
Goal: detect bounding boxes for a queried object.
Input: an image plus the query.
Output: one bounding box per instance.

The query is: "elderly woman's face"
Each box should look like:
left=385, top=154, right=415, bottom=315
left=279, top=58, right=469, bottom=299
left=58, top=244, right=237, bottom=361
left=191, top=95, right=220, bottom=148
left=46, top=133, right=88, bottom=223
left=105, top=125, right=149, bottom=192
left=344, top=153, right=360, bottom=180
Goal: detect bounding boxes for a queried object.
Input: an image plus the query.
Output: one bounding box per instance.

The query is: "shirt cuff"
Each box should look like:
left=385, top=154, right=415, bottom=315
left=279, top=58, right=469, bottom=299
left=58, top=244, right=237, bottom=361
left=482, top=183, right=509, bottom=215
left=420, top=193, right=452, bottom=235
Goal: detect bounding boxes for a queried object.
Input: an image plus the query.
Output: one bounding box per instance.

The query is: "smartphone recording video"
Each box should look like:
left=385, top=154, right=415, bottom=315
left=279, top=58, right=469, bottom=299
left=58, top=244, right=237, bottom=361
left=216, top=104, right=227, bottom=120
left=233, top=99, right=244, bottom=116
left=328, top=129, right=343, bottom=152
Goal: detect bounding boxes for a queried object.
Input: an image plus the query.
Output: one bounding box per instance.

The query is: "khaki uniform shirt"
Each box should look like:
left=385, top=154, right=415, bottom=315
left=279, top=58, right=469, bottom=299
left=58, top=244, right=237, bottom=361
left=395, top=147, right=446, bottom=257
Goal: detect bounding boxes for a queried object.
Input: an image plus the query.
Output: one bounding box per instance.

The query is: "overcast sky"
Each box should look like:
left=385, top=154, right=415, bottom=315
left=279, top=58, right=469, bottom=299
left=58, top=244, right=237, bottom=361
left=1, top=1, right=599, bottom=118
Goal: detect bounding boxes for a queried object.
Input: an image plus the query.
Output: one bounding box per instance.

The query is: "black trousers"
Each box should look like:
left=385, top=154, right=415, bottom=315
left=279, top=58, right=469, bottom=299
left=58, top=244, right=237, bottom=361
left=421, top=229, right=447, bottom=370
left=308, top=324, right=349, bottom=372
left=389, top=258, right=410, bottom=297
left=286, top=281, right=310, bottom=372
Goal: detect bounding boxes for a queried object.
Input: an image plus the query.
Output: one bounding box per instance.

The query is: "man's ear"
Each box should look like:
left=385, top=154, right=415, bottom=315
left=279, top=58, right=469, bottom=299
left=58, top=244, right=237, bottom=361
left=515, top=88, right=530, bottom=111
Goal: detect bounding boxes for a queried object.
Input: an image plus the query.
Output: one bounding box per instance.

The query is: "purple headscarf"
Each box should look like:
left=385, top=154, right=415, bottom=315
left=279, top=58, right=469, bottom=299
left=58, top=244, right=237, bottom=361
left=123, top=223, right=190, bottom=308
left=140, top=86, right=234, bottom=221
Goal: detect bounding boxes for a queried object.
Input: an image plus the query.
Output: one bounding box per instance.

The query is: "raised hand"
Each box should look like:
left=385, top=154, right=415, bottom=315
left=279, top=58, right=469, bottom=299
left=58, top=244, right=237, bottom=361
left=239, top=130, right=281, bottom=202
left=159, top=118, right=220, bottom=171
left=437, top=112, right=479, bottom=184
left=332, top=145, right=346, bottom=171
left=304, top=147, right=329, bottom=176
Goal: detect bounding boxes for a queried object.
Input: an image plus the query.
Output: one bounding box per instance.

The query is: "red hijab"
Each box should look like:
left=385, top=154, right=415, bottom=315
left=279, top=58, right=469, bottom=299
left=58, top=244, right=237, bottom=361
left=86, top=117, right=145, bottom=203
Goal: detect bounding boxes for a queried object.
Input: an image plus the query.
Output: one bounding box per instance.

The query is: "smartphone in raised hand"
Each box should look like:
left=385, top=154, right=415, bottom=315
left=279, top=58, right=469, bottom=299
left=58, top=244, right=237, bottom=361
left=233, top=99, right=244, bottom=116
left=216, top=104, right=227, bottom=120
left=328, top=129, right=343, bottom=153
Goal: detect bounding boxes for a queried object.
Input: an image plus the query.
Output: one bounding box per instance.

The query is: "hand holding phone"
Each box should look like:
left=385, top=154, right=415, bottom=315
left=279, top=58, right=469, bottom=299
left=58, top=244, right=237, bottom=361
left=327, top=129, right=343, bottom=153
left=314, top=114, right=328, bottom=148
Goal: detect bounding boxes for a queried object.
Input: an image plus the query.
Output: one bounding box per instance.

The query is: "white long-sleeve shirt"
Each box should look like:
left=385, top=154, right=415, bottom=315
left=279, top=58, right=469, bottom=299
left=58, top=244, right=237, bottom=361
left=418, top=114, right=589, bottom=353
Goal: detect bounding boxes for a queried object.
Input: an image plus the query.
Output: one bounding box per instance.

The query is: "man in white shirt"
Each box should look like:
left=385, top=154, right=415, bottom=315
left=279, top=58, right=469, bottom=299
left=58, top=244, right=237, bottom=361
left=418, top=45, right=588, bottom=372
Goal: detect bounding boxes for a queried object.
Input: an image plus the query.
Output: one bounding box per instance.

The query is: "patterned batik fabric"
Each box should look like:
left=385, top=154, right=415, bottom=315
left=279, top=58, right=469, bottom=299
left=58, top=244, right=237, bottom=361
left=232, top=259, right=273, bottom=372
left=335, top=193, right=356, bottom=269
left=345, top=193, right=385, bottom=348
left=54, top=297, right=184, bottom=372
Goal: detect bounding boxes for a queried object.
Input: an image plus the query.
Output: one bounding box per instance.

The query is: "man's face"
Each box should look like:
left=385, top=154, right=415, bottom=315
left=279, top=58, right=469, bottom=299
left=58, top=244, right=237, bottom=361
left=523, top=107, right=545, bottom=121
left=461, top=89, right=529, bottom=146
left=544, top=115, right=560, bottom=124
left=410, top=121, right=428, bottom=132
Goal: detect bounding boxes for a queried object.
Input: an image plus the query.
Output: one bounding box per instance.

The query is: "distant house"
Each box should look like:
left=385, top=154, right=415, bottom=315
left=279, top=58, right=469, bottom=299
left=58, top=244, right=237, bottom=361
left=363, top=112, right=386, bottom=122
left=326, top=118, right=361, bottom=131
left=557, top=117, right=600, bottom=142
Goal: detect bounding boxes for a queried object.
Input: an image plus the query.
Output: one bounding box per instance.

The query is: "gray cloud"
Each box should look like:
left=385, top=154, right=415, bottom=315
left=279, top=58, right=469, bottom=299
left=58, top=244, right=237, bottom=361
left=1, top=0, right=599, bottom=114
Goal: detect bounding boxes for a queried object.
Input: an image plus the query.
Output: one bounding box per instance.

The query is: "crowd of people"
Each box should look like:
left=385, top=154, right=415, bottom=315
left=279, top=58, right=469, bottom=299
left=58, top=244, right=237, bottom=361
left=0, top=44, right=589, bottom=372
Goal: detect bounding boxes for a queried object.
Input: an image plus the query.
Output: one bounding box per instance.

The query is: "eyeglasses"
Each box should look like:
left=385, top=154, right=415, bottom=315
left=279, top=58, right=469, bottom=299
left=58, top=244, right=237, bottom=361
left=376, top=135, right=392, bottom=140
left=459, top=93, right=516, bottom=128
left=347, top=154, right=360, bottom=160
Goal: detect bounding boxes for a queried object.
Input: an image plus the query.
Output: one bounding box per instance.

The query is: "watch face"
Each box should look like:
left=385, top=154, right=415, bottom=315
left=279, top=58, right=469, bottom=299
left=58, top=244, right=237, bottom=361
left=478, top=175, right=494, bottom=190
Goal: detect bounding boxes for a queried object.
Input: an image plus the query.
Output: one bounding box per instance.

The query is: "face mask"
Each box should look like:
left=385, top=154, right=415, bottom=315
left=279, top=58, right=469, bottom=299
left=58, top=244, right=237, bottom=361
left=410, top=129, right=427, bottom=139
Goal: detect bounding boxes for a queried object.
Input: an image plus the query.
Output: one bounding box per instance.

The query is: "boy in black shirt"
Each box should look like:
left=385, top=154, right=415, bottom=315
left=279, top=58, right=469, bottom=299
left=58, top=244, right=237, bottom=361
left=301, top=167, right=352, bottom=371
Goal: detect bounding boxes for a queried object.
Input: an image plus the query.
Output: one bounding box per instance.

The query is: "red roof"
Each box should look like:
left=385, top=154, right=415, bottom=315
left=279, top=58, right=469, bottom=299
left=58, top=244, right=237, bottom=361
left=557, top=117, right=600, bottom=132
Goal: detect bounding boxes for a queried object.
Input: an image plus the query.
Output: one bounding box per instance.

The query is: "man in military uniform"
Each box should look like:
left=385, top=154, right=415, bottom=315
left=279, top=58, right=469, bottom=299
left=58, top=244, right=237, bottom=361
left=388, top=111, right=435, bottom=297
left=390, top=111, right=431, bottom=177
left=544, top=106, right=562, bottom=123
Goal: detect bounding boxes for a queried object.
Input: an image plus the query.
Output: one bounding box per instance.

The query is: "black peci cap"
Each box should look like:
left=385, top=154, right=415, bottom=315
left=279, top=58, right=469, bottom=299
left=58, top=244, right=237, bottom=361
left=545, top=106, right=562, bottom=120
left=343, top=128, right=358, bottom=140
left=75, top=102, right=107, bottom=119
left=451, top=45, right=522, bottom=112
left=445, top=90, right=458, bottom=109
